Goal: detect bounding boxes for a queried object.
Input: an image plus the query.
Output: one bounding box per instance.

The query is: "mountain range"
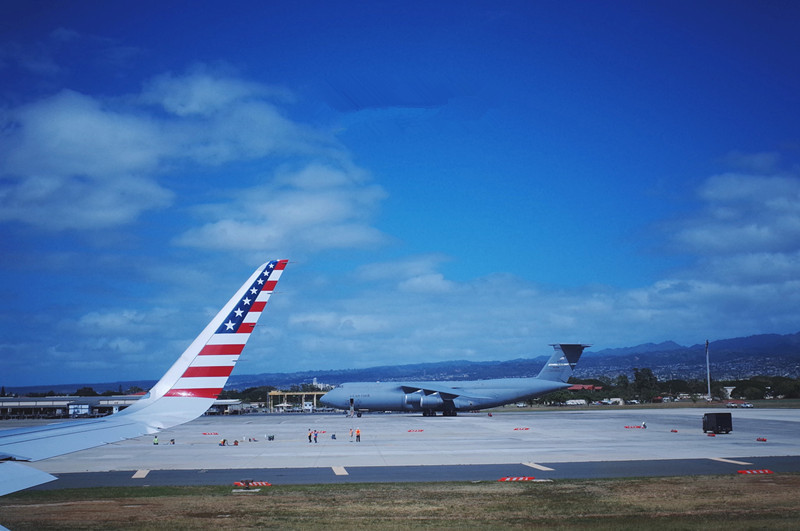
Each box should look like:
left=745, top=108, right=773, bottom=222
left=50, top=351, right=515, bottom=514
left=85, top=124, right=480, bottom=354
left=8, top=332, right=800, bottom=395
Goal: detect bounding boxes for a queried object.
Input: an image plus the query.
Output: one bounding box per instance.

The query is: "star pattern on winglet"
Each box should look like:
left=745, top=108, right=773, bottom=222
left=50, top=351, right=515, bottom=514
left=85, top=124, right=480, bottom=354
left=214, top=260, right=279, bottom=334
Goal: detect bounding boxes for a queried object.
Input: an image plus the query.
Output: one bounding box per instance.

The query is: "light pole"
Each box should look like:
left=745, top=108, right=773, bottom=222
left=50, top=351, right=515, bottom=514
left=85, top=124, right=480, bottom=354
left=705, top=339, right=711, bottom=400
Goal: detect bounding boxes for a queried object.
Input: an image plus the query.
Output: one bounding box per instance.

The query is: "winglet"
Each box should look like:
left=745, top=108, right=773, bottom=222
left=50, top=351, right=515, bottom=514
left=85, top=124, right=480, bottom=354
left=0, top=260, right=288, bottom=496
left=119, top=260, right=288, bottom=426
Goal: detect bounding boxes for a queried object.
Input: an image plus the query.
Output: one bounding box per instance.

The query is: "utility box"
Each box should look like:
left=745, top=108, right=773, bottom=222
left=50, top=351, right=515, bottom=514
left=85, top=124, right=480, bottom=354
left=703, top=412, right=732, bottom=434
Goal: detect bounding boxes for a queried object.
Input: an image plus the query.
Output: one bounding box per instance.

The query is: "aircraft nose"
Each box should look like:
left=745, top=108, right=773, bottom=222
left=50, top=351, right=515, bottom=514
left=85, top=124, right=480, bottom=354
left=320, top=388, right=344, bottom=408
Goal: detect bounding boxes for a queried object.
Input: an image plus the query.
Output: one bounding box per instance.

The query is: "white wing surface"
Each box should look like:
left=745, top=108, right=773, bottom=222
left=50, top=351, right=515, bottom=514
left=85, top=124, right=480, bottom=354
left=0, top=260, right=288, bottom=496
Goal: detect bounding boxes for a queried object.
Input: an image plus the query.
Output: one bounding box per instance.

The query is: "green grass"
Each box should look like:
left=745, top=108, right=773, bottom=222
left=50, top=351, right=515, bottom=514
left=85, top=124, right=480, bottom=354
left=3, top=474, right=799, bottom=530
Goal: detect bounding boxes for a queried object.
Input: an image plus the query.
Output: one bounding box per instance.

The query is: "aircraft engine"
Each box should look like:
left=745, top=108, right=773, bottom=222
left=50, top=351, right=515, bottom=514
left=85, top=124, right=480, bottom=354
left=404, top=392, right=422, bottom=408
left=451, top=397, right=475, bottom=410
left=419, top=393, right=444, bottom=409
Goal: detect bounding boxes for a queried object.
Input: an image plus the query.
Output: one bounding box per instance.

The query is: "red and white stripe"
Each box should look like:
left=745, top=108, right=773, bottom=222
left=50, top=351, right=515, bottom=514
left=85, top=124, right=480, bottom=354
left=164, top=260, right=288, bottom=399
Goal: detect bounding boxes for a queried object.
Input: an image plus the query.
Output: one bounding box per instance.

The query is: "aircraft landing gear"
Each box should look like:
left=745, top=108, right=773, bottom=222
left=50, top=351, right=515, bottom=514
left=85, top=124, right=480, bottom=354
left=421, top=409, right=458, bottom=417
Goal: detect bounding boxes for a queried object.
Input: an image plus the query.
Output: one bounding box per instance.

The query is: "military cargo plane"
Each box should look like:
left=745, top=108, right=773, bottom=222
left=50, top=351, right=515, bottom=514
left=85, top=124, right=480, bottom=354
left=320, top=343, right=589, bottom=416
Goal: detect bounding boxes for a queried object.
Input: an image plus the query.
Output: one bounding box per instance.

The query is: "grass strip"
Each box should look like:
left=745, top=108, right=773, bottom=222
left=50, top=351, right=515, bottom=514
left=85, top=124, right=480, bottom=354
left=2, top=474, right=798, bottom=530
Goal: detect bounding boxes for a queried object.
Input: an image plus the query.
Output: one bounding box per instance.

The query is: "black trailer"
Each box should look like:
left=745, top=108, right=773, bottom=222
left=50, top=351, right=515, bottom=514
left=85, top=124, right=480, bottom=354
left=703, top=412, right=732, bottom=434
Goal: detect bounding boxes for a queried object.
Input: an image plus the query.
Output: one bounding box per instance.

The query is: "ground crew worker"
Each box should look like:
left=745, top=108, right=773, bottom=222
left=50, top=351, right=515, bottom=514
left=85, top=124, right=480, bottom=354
left=355, top=427, right=361, bottom=442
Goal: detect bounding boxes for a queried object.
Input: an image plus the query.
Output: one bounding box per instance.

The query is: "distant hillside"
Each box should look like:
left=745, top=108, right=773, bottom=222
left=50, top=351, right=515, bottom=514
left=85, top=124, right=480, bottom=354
left=8, top=331, right=800, bottom=395
left=6, top=379, right=157, bottom=397
left=228, top=331, right=800, bottom=388
left=227, top=356, right=555, bottom=390
left=590, top=341, right=685, bottom=357
left=577, top=332, right=800, bottom=380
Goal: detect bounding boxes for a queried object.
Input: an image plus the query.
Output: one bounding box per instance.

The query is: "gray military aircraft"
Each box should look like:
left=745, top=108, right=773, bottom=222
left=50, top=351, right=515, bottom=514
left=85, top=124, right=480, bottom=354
left=320, top=343, right=589, bottom=416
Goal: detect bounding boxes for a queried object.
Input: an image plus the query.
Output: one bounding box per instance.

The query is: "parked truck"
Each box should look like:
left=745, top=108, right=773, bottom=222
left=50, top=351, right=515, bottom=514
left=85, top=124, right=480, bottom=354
left=703, top=412, right=732, bottom=434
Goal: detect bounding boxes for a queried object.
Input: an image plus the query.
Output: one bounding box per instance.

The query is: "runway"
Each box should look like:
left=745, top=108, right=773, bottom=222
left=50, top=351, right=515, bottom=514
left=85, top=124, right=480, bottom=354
left=10, top=407, right=800, bottom=489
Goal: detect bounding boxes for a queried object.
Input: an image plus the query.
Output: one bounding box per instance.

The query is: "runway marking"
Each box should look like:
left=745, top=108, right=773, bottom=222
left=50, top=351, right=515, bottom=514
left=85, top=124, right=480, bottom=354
left=132, top=470, right=150, bottom=479
left=709, top=457, right=753, bottom=465
left=523, top=462, right=555, bottom=471
left=332, top=466, right=349, bottom=476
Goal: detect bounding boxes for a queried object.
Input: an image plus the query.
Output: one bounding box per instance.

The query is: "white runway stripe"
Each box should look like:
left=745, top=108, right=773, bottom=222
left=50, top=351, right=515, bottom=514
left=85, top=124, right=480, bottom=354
left=132, top=470, right=149, bottom=479
left=332, top=466, right=349, bottom=476
left=523, top=462, right=555, bottom=471
left=709, top=457, right=753, bottom=465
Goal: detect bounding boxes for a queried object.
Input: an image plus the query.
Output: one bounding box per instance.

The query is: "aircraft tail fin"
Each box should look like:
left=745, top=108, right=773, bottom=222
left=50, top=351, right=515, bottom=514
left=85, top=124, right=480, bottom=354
left=536, top=343, right=589, bottom=383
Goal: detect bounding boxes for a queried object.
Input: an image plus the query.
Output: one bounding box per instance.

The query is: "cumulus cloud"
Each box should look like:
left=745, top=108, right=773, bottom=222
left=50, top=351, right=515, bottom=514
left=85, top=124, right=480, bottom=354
left=604, top=168, right=800, bottom=344
left=289, top=311, right=391, bottom=335
left=0, top=67, right=342, bottom=232
left=675, top=173, right=800, bottom=255
left=355, top=254, right=451, bottom=283
left=140, top=67, right=293, bottom=117
left=272, top=165, right=800, bottom=372
left=174, top=163, right=389, bottom=253
left=0, top=90, right=173, bottom=229
left=78, top=310, right=148, bottom=331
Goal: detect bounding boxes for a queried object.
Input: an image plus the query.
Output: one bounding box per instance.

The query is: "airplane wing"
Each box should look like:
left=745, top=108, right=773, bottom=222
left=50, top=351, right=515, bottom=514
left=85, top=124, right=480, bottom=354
left=400, top=384, right=493, bottom=401
left=0, top=259, right=288, bottom=496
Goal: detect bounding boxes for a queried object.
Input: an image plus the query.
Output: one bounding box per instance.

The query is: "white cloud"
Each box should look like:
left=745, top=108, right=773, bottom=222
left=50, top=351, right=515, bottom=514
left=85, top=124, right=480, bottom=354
left=0, top=89, right=172, bottom=229
left=0, top=68, right=342, bottom=232
left=271, top=163, right=800, bottom=371
left=175, top=163, right=389, bottom=254
left=140, top=67, right=293, bottom=117
left=289, top=312, right=390, bottom=334
left=675, top=173, right=800, bottom=254
left=4, top=90, right=167, bottom=177
left=355, top=255, right=451, bottom=283
left=85, top=336, right=146, bottom=354
left=398, top=273, right=455, bottom=293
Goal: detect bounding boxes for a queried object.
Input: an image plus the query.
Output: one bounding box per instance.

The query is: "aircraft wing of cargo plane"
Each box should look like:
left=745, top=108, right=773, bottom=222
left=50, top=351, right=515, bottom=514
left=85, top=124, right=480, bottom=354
left=320, top=343, right=589, bottom=416
left=0, top=260, right=288, bottom=496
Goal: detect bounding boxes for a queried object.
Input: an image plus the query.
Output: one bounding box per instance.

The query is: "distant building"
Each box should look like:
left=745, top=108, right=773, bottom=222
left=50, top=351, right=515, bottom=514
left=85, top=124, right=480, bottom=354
left=568, top=384, right=603, bottom=391
left=1, top=396, right=242, bottom=419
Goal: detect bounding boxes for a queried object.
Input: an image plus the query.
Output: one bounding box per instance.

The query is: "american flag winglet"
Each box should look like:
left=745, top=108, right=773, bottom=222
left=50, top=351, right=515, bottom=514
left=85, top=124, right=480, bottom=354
left=164, top=259, right=288, bottom=399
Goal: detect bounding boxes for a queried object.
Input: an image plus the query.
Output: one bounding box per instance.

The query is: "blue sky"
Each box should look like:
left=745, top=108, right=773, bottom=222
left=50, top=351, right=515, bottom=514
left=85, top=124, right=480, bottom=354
left=2, top=1, right=800, bottom=387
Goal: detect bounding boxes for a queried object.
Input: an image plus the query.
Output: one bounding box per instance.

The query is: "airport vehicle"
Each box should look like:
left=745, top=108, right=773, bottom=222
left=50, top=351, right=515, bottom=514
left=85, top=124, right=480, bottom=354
left=0, top=260, right=288, bottom=496
left=320, top=344, right=589, bottom=416
left=703, top=412, right=733, bottom=434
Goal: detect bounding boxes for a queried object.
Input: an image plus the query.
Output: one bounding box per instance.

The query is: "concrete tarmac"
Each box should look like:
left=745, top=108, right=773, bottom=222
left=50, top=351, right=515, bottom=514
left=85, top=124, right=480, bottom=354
left=7, top=407, right=800, bottom=488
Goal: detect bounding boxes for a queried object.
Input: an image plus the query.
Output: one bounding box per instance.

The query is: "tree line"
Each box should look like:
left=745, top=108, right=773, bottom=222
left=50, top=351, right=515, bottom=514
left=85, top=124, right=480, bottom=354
left=5, top=374, right=799, bottom=404
left=541, top=368, right=800, bottom=405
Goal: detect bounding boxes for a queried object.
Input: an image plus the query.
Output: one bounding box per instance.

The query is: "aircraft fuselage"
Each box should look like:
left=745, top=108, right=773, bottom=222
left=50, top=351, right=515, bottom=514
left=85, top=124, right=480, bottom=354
left=321, top=377, right=569, bottom=414
left=320, top=344, right=589, bottom=416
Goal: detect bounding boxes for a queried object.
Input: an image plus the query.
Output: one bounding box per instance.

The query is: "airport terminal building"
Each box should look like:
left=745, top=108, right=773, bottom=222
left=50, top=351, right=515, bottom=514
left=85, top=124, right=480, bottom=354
left=0, top=396, right=246, bottom=420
